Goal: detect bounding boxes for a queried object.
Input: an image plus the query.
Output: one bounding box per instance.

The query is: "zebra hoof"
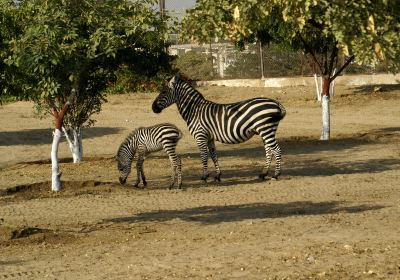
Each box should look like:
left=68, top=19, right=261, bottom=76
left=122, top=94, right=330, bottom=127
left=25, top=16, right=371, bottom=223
left=143, top=181, right=147, bottom=187
left=201, top=174, right=209, bottom=183
left=258, top=174, right=267, bottom=180
left=214, top=175, right=221, bottom=182
left=272, top=172, right=281, bottom=181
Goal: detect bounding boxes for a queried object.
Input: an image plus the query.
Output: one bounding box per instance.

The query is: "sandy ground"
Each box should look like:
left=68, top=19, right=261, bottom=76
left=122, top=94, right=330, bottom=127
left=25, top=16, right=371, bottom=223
left=0, top=83, right=399, bottom=279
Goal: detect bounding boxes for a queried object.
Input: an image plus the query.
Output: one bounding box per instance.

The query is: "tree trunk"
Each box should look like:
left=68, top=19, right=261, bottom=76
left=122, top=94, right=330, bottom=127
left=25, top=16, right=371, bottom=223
left=50, top=102, right=69, bottom=191
left=320, top=77, right=331, bottom=140
left=63, top=127, right=83, bottom=163
left=51, top=129, right=62, bottom=191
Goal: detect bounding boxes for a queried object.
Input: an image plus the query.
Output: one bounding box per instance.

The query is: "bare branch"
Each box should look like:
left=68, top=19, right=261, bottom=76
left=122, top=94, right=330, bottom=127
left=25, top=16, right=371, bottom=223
left=331, top=55, right=355, bottom=81
left=328, top=45, right=338, bottom=76
left=298, top=34, right=323, bottom=74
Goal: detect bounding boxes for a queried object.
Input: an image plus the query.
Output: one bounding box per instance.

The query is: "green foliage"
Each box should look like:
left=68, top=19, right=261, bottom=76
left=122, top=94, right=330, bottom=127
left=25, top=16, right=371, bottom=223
left=173, top=51, right=214, bottom=80
left=1, top=0, right=170, bottom=127
left=181, top=0, right=400, bottom=74
left=226, top=44, right=307, bottom=78
left=0, top=1, right=27, bottom=103
left=106, top=67, right=170, bottom=94
left=225, top=51, right=260, bottom=79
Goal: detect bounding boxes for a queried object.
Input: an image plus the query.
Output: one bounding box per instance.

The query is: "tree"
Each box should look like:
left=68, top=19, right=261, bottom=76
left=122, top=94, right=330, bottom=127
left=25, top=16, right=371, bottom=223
left=225, top=51, right=260, bottom=79
left=181, top=0, right=400, bottom=140
left=0, top=1, right=26, bottom=103
left=2, top=0, right=170, bottom=190
left=174, top=51, right=214, bottom=80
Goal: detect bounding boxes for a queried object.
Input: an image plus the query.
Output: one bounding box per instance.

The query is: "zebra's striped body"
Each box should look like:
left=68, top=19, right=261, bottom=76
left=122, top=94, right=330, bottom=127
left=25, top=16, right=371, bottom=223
left=152, top=76, right=286, bottom=181
left=116, top=123, right=182, bottom=188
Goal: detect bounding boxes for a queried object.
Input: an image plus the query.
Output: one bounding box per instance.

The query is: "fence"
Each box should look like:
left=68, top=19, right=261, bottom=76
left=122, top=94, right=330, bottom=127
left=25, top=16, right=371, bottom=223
left=162, top=1, right=390, bottom=80
left=169, top=41, right=390, bottom=80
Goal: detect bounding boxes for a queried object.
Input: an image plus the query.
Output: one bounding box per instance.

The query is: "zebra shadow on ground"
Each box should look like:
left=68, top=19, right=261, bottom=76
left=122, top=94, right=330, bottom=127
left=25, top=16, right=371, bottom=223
left=104, top=201, right=385, bottom=225
left=142, top=156, right=400, bottom=190
left=175, top=128, right=396, bottom=160
left=0, top=127, right=123, bottom=146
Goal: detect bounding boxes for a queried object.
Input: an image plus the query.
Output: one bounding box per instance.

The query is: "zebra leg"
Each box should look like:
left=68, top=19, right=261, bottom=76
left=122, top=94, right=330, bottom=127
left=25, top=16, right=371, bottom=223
left=196, top=137, right=210, bottom=182
left=140, top=163, right=147, bottom=187
left=169, top=160, right=176, bottom=189
left=133, top=156, right=144, bottom=188
left=208, top=140, right=221, bottom=182
left=168, top=155, right=182, bottom=189
left=271, top=143, right=282, bottom=179
left=164, top=144, right=182, bottom=189
left=176, top=156, right=182, bottom=189
left=259, top=145, right=272, bottom=180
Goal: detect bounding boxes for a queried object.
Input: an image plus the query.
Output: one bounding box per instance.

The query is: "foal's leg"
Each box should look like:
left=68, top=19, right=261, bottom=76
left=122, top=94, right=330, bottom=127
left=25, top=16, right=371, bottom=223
left=140, top=160, right=147, bottom=187
left=176, top=156, right=182, bottom=188
left=259, top=145, right=272, bottom=180
left=134, top=154, right=145, bottom=188
left=271, top=143, right=282, bottom=179
left=208, top=139, right=221, bottom=182
left=162, top=140, right=182, bottom=189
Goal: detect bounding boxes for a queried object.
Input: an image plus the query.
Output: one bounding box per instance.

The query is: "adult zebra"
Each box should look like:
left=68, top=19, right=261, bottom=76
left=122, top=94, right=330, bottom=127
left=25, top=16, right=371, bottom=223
left=117, top=123, right=182, bottom=189
left=152, top=75, right=286, bottom=182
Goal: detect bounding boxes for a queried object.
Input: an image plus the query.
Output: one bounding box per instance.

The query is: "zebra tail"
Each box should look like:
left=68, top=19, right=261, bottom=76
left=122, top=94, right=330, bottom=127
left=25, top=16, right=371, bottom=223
left=177, top=128, right=183, bottom=140
left=275, top=101, right=286, bottom=121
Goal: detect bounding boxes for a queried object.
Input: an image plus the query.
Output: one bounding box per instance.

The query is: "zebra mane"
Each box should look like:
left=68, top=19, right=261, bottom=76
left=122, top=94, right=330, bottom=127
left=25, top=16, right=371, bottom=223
left=117, top=129, right=140, bottom=159
left=175, top=76, right=205, bottom=99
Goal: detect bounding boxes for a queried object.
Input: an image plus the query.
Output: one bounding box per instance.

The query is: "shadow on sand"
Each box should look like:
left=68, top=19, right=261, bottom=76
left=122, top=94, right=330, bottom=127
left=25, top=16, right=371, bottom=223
left=105, top=200, right=384, bottom=225
left=0, top=127, right=123, bottom=146
left=353, top=83, right=400, bottom=94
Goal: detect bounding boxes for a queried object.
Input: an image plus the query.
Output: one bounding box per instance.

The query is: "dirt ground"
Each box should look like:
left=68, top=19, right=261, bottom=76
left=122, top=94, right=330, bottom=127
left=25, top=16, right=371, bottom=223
left=0, top=83, right=399, bottom=279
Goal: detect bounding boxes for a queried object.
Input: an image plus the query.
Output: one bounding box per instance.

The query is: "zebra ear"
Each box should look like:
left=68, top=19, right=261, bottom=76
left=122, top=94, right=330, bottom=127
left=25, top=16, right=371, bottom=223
left=168, top=73, right=180, bottom=87
left=169, top=75, right=177, bottom=87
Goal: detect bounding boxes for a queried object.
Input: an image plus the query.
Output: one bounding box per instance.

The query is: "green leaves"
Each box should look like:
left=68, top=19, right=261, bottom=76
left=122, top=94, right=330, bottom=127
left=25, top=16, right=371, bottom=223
left=181, top=0, right=400, bottom=72
left=174, top=51, right=214, bottom=80
left=1, top=0, right=170, bottom=127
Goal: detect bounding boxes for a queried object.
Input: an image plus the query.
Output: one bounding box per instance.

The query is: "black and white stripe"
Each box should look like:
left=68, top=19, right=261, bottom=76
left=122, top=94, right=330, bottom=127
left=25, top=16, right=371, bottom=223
left=152, top=76, right=286, bottom=181
left=116, top=123, right=182, bottom=188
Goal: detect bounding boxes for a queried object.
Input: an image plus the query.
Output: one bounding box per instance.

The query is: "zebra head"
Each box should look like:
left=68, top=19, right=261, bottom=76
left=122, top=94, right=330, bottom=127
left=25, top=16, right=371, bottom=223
left=116, top=150, right=133, bottom=185
left=152, top=76, right=179, bottom=114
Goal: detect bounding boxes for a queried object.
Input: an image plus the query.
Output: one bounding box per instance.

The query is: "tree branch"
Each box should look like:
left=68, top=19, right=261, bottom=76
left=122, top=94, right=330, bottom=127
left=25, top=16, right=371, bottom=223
left=330, top=55, right=355, bottom=81
left=298, top=34, right=323, bottom=74
left=306, top=19, right=324, bottom=30
left=328, top=44, right=338, bottom=76
left=51, top=90, right=76, bottom=130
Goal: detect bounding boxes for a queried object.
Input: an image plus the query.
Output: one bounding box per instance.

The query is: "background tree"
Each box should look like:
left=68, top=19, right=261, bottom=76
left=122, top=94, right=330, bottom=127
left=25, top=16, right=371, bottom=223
left=173, top=51, right=214, bottom=80
left=225, top=51, right=260, bottom=79
left=2, top=0, right=170, bottom=190
left=181, top=0, right=400, bottom=140
left=0, top=0, right=27, bottom=104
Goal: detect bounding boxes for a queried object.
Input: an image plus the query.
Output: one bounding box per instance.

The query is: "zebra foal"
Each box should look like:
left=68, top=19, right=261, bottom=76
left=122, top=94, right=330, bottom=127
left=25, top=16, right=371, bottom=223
left=152, top=75, right=286, bottom=182
left=116, top=123, right=182, bottom=189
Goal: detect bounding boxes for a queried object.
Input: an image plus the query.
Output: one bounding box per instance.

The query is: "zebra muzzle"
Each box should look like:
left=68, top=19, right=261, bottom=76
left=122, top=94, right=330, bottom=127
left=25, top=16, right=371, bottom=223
left=119, top=177, right=127, bottom=185
left=152, top=102, right=162, bottom=114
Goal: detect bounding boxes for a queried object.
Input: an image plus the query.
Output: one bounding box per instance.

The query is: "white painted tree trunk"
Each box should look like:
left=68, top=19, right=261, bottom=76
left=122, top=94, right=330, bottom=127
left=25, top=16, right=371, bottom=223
left=313, top=74, right=322, bottom=101
left=63, top=127, right=83, bottom=163
left=51, top=129, right=62, bottom=191
left=320, top=95, right=330, bottom=140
